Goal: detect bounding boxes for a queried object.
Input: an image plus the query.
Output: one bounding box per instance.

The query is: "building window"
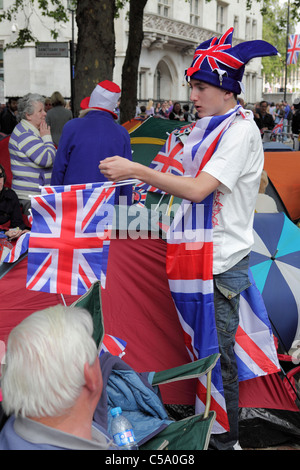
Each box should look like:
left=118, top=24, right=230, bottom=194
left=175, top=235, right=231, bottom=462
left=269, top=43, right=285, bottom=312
left=252, top=19, right=257, bottom=40
left=158, top=0, right=171, bottom=18
left=216, top=2, right=226, bottom=34
left=233, top=15, right=239, bottom=38
left=0, top=1, right=3, bottom=9
left=245, top=17, right=251, bottom=40
left=190, top=0, right=200, bottom=26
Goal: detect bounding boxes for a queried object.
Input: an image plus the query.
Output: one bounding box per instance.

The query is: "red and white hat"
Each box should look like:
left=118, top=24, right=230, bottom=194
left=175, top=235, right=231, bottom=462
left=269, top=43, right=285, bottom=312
left=80, top=80, right=121, bottom=119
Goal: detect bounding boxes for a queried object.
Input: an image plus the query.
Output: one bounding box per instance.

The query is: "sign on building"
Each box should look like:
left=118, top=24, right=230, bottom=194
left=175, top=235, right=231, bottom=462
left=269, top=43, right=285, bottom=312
left=36, top=42, right=69, bottom=58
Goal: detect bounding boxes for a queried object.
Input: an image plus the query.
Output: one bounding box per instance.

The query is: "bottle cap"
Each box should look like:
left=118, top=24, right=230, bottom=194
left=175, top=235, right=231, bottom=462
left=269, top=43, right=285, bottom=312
left=111, top=406, right=122, bottom=416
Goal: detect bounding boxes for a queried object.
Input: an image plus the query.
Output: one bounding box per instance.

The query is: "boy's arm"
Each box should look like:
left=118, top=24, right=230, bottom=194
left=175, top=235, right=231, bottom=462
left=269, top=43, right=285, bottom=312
left=99, top=156, right=220, bottom=203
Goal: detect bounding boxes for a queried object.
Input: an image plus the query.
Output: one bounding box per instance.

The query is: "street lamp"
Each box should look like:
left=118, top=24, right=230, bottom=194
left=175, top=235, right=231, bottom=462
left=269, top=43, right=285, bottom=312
left=67, top=0, right=76, bottom=114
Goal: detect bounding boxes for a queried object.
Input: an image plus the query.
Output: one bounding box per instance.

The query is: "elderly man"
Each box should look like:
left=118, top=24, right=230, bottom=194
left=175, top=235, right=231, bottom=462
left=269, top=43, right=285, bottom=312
left=0, top=305, right=116, bottom=450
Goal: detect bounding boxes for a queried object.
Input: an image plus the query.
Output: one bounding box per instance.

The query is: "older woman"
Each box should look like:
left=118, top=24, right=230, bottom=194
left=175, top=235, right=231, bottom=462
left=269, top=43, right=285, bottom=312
left=9, top=93, right=56, bottom=214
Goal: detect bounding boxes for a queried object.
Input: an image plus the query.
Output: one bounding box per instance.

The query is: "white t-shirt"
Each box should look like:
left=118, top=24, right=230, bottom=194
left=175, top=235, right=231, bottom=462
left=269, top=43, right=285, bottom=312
left=202, top=114, right=264, bottom=274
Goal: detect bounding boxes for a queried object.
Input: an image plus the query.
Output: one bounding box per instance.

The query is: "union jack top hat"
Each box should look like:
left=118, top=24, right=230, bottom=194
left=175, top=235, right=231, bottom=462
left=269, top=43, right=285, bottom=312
left=80, top=80, right=121, bottom=118
left=185, top=27, right=278, bottom=94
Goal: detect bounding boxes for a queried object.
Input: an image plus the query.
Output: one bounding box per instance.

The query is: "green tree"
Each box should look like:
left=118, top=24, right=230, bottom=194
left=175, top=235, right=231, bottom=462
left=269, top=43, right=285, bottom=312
left=260, top=0, right=298, bottom=84
left=0, top=0, right=148, bottom=121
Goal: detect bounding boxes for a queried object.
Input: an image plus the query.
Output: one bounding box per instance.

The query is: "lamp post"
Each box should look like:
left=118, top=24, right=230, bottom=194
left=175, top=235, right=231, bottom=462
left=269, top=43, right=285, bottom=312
left=284, top=0, right=290, bottom=102
left=67, top=0, right=76, bottom=114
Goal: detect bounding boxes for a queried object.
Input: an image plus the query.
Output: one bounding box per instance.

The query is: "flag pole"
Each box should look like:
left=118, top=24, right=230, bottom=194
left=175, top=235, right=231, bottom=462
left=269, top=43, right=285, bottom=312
left=284, top=0, right=290, bottom=101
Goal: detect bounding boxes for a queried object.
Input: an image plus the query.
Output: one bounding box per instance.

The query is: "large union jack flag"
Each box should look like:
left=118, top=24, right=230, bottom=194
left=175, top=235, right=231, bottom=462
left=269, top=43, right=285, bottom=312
left=287, top=34, right=300, bottom=65
left=26, top=184, right=115, bottom=295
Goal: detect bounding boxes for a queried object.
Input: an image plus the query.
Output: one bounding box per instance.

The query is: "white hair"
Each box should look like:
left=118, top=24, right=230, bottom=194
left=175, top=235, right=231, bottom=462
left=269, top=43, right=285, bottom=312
left=1, top=305, right=97, bottom=418
left=17, top=93, right=45, bottom=121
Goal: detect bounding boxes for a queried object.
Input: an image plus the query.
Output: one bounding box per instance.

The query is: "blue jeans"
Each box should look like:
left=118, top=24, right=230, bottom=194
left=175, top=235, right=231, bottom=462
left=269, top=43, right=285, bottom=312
left=211, top=255, right=251, bottom=450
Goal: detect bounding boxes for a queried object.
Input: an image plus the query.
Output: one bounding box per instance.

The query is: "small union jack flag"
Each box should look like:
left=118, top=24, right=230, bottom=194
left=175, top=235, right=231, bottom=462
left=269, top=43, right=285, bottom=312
left=99, top=334, right=127, bottom=358
left=3, top=232, right=30, bottom=263
left=26, top=185, right=115, bottom=295
left=272, top=118, right=283, bottom=134
left=287, top=34, right=300, bottom=65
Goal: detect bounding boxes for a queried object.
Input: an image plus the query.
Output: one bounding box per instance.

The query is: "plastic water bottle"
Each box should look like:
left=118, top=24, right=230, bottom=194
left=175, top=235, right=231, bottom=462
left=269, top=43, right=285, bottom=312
left=110, top=407, right=139, bottom=450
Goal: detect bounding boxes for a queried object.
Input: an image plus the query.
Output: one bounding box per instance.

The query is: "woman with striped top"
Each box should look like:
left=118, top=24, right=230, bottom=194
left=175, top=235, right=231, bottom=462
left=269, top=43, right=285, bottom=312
left=8, top=93, right=56, bottom=215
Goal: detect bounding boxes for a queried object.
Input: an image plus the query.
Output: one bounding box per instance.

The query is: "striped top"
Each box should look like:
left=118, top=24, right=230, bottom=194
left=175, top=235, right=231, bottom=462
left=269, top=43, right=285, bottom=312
left=9, top=120, right=56, bottom=200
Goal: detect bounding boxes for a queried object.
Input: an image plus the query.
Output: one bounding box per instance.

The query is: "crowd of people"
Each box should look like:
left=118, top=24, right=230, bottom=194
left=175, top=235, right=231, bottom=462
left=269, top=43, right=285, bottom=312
left=248, top=98, right=300, bottom=142
left=136, top=96, right=300, bottom=141
left=0, top=25, right=298, bottom=449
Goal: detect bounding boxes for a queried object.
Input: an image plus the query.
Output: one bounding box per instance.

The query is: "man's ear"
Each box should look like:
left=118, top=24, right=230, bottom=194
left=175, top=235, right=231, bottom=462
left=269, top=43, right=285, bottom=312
left=83, top=359, right=103, bottom=396
left=83, top=362, right=97, bottom=392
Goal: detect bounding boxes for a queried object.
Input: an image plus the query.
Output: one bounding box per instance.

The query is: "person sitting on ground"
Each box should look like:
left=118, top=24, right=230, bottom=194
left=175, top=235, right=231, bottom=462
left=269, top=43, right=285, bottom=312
left=146, top=99, right=154, bottom=116
left=169, top=101, right=185, bottom=121
left=158, top=101, right=170, bottom=119
left=8, top=93, right=56, bottom=215
left=0, top=164, right=28, bottom=241
left=138, top=105, right=148, bottom=120
left=0, top=304, right=116, bottom=450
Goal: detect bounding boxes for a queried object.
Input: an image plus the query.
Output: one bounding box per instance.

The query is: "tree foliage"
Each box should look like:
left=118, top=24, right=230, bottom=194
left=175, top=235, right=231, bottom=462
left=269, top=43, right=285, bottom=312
left=260, top=0, right=298, bottom=82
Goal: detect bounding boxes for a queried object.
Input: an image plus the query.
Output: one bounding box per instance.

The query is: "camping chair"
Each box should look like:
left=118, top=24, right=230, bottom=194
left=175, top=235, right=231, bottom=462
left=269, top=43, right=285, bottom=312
left=140, top=355, right=219, bottom=450
left=73, top=281, right=219, bottom=451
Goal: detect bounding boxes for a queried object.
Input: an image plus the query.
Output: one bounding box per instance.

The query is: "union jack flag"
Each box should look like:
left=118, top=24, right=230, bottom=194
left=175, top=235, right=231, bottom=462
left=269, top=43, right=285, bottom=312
left=272, top=118, right=283, bottom=134
left=3, top=232, right=30, bottom=263
left=144, top=125, right=194, bottom=194
left=165, top=107, right=279, bottom=433
left=26, top=185, right=115, bottom=295
left=287, top=34, right=300, bottom=65
left=41, top=181, right=115, bottom=195
left=99, top=334, right=127, bottom=358
left=186, top=27, right=243, bottom=78
left=132, top=181, right=148, bottom=207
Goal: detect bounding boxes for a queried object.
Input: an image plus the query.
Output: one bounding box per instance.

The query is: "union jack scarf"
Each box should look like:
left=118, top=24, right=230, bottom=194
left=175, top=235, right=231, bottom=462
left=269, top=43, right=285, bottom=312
left=165, top=105, right=279, bottom=433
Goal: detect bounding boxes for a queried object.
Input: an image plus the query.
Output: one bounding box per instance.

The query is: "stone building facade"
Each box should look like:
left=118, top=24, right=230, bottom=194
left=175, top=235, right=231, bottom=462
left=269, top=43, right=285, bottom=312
left=0, top=0, right=264, bottom=106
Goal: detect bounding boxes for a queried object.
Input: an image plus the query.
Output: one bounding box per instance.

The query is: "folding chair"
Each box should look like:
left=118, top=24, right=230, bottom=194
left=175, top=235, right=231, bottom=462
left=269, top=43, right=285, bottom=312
left=140, top=354, right=219, bottom=450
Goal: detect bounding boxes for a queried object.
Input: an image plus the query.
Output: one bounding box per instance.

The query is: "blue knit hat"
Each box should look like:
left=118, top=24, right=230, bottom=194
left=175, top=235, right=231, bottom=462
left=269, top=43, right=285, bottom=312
left=185, top=27, right=278, bottom=94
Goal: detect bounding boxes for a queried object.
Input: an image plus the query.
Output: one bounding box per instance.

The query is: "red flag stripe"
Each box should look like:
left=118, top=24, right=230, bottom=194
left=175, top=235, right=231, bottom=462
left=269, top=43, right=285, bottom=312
left=166, top=242, right=213, bottom=280
left=196, top=380, right=229, bottom=431
left=235, top=325, right=278, bottom=374
left=27, top=254, right=52, bottom=290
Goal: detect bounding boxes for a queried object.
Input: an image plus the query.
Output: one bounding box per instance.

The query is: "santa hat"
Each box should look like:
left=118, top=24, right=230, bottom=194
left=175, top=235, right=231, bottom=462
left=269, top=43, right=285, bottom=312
left=80, top=80, right=121, bottom=118
left=185, top=27, right=278, bottom=94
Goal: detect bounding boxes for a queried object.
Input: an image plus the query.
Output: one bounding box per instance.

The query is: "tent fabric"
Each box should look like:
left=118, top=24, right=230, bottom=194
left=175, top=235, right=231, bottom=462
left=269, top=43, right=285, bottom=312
left=0, top=257, right=79, bottom=344
left=129, top=116, right=187, bottom=167
left=239, top=371, right=299, bottom=412
left=0, top=238, right=196, bottom=406
left=264, top=151, right=300, bottom=221
left=0, top=236, right=298, bottom=412
left=0, top=136, right=12, bottom=188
